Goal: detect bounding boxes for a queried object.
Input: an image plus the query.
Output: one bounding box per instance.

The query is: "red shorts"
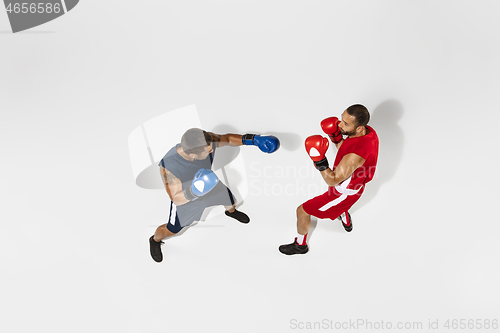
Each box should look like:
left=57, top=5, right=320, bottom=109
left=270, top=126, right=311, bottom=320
left=302, top=186, right=364, bottom=220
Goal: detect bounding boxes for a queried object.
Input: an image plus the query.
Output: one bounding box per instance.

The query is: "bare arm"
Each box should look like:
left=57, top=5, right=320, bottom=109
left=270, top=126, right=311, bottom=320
left=333, top=139, right=344, bottom=150
left=159, top=166, right=190, bottom=205
left=208, top=132, right=243, bottom=148
left=319, top=153, right=365, bottom=187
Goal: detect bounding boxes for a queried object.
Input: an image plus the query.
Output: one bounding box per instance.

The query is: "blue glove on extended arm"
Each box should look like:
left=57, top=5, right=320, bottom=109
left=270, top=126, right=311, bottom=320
left=184, top=168, right=219, bottom=201
left=242, top=134, right=280, bottom=153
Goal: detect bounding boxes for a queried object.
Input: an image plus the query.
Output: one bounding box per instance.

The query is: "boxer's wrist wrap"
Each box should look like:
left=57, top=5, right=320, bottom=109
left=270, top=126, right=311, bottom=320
left=242, top=134, right=255, bottom=145
left=329, top=133, right=342, bottom=144
left=184, top=187, right=197, bottom=201
left=314, top=158, right=329, bottom=171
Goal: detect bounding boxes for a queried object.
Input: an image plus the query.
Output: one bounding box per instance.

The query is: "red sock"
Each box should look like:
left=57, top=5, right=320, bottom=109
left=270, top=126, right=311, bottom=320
left=296, top=233, right=307, bottom=245
left=342, top=212, right=351, bottom=226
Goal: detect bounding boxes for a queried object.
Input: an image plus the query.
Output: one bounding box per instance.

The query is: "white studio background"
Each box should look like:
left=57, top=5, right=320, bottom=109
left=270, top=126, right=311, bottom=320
left=1, top=1, right=499, bottom=333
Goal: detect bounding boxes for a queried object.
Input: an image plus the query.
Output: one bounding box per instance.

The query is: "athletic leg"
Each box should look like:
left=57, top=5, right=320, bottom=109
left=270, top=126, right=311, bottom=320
left=278, top=204, right=311, bottom=255
left=153, top=223, right=176, bottom=242
left=149, top=203, right=185, bottom=263
left=224, top=200, right=249, bottom=223
left=297, top=204, right=311, bottom=235
left=224, top=203, right=236, bottom=213
left=206, top=183, right=250, bottom=224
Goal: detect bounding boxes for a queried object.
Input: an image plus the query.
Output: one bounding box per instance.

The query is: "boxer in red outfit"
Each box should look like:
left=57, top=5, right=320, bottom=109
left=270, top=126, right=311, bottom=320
left=279, top=104, right=379, bottom=255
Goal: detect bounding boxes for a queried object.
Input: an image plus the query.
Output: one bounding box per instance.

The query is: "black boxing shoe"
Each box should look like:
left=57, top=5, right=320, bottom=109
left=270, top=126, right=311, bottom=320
left=279, top=239, right=309, bottom=255
left=149, top=236, right=164, bottom=262
left=338, top=212, right=353, bottom=232
left=225, top=209, right=250, bottom=224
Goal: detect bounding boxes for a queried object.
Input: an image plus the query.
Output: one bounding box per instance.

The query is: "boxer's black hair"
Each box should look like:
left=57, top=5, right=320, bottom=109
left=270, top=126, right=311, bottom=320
left=346, top=104, right=370, bottom=127
left=181, top=128, right=212, bottom=155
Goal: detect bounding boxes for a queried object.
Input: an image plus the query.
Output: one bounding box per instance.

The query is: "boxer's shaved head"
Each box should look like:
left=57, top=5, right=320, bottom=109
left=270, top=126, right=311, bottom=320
left=181, top=128, right=212, bottom=155
left=346, top=104, right=370, bottom=127
left=339, top=105, right=370, bottom=137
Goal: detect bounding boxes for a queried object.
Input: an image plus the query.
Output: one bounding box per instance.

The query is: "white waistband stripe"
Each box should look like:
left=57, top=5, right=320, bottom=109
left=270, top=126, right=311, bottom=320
left=318, top=175, right=362, bottom=212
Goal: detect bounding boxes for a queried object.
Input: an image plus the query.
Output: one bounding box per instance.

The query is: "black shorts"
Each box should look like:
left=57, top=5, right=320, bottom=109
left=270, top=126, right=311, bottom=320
left=166, top=182, right=235, bottom=233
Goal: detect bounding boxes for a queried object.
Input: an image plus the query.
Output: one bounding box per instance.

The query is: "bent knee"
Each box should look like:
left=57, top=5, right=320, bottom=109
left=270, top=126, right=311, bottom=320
left=297, top=204, right=309, bottom=216
left=166, top=222, right=181, bottom=234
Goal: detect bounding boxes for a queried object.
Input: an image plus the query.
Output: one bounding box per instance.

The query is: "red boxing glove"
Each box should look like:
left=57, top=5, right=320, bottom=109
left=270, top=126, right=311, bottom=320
left=305, top=135, right=329, bottom=171
left=321, top=117, right=343, bottom=144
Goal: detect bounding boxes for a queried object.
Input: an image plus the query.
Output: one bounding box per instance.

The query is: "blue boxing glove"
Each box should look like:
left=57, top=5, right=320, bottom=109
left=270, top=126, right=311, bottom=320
left=184, top=168, right=219, bottom=201
left=242, top=134, right=280, bottom=153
